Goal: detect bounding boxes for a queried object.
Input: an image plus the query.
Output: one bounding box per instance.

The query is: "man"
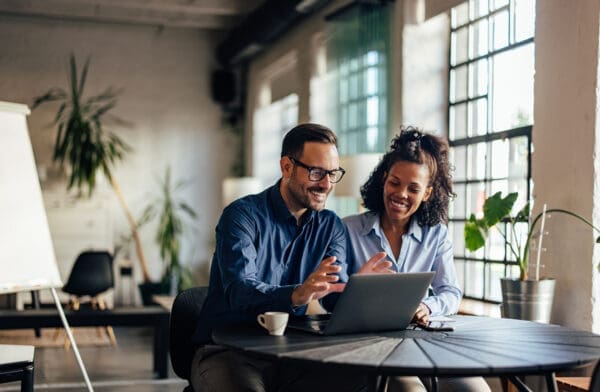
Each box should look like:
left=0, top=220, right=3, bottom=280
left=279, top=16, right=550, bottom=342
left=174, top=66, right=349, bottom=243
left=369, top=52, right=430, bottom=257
left=190, top=123, right=385, bottom=392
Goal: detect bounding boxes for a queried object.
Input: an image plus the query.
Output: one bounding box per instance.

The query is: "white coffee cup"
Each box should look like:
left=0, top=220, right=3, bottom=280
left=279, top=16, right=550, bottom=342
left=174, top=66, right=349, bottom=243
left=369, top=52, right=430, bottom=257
left=257, top=311, right=289, bottom=336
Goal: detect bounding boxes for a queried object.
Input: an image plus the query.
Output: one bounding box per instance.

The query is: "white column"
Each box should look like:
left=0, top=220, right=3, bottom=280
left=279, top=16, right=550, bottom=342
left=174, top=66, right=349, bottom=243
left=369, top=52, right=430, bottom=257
left=532, top=0, right=600, bottom=332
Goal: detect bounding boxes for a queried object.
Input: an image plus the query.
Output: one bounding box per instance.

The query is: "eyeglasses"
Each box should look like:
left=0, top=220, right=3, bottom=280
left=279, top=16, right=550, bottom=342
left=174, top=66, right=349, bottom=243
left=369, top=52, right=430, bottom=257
left=288, top=157, right=346, bottom=183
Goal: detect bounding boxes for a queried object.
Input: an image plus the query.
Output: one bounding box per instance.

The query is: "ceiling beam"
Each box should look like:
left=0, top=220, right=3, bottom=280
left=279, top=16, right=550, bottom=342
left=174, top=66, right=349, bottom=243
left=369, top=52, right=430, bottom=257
left=0, top=0, right=260, bottom=29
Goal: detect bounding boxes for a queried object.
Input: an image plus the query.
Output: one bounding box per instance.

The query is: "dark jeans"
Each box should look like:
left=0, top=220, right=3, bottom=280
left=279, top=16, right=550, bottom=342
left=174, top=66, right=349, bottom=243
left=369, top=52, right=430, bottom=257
left=190, top=345, right=370, bottom=392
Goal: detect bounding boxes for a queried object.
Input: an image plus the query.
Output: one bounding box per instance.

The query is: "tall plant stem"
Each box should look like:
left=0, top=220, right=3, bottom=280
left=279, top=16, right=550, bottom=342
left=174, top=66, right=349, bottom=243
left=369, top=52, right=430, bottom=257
left=110, top=176, right=151, bottom=282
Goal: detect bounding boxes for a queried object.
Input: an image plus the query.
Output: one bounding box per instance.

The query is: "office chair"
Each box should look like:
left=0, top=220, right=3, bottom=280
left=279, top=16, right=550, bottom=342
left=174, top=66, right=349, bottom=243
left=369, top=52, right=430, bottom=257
left=55, top=250, right=116, bottom=346
left=170, top=286, right=208, bottom=392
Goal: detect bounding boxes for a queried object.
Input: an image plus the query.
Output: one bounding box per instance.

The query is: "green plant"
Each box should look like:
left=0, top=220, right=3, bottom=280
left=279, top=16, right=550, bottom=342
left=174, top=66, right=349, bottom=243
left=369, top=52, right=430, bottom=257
left=464, top=192, right=600, bottom=280
left=139, top=167, right=197, bottom=292
left=32, top=54, right=152, bottom=282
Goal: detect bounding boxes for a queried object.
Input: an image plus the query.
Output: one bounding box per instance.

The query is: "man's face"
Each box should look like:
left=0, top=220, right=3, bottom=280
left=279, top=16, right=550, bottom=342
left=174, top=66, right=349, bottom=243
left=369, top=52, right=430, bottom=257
left=281, top=142, right=340, bottom=213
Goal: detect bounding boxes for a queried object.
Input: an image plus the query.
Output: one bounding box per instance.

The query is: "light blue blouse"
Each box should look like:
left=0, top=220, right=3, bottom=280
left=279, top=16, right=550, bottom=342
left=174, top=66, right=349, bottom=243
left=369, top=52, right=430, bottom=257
left=343, top=211, right=462, bottom=316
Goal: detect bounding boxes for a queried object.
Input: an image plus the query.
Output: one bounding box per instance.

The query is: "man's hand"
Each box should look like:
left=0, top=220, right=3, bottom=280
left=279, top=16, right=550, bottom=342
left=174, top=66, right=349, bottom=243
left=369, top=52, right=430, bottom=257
left=291, top=256, right=345, bottom=306
left=357, top=252, right=394, bottom=274
left=412, top=303, right=431, bottom=324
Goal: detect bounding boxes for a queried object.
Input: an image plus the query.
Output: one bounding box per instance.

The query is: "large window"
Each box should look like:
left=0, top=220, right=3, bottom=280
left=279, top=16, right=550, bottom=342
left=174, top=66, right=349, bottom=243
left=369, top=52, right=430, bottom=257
left=447, top=0, right=535, bottom=302
left=325, top=2, right=390, bottom=156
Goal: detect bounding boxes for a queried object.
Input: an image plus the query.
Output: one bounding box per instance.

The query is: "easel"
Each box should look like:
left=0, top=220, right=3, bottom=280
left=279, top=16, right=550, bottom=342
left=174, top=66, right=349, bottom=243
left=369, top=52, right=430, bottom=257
left=0, top=101, right=94, bottom=391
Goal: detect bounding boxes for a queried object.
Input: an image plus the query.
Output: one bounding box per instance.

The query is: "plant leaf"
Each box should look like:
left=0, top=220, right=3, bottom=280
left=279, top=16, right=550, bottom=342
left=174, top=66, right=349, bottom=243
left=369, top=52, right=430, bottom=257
left=464, top=214, right=485, bottom=251
left=483, top=191, right=518, bottom=226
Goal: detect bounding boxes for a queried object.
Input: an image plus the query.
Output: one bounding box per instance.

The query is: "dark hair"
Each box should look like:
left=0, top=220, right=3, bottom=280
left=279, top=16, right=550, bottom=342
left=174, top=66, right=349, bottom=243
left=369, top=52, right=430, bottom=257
left=281, top=123, right=338, bottom=159
left=361, top=126, right=455, bottom=226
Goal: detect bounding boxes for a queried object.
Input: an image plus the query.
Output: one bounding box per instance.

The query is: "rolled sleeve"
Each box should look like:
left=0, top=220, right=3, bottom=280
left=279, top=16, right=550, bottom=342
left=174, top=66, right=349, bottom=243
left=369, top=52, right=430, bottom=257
left=422, top=226, right=462, bottom=316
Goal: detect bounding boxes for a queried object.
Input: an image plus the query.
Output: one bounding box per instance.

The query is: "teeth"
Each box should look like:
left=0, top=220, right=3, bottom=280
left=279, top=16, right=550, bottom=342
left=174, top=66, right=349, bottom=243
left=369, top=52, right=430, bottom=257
left=390, top=199, right=408, bottom=208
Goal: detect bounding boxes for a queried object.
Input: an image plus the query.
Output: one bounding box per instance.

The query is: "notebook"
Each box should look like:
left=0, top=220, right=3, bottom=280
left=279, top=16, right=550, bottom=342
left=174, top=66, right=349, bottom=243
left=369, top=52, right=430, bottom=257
left=288, top=272, right=435, bottom=335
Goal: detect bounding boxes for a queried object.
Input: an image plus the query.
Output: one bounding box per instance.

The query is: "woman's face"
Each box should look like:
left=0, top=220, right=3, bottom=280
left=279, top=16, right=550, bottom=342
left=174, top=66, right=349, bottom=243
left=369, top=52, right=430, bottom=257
left=382, top=160, right=433, bottom=225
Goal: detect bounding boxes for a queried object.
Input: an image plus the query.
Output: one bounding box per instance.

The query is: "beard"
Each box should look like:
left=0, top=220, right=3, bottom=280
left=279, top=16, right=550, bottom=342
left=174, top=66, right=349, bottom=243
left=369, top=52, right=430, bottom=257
left=287, top=175, right=331, bottom=212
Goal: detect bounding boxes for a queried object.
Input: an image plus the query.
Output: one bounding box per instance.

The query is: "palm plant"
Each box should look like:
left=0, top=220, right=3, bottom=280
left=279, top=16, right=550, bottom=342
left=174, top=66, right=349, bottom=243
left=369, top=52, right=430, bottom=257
left=464, top=192, right=600, bottom=280
left=139, top=167, right=197, bottom=292
left=32, top=54, right=152, bottom=282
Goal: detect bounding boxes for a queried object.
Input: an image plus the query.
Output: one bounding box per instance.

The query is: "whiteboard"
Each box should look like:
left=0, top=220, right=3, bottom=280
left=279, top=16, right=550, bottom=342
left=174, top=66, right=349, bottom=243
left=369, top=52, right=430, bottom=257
left=0, top=101, right=63, bottom=294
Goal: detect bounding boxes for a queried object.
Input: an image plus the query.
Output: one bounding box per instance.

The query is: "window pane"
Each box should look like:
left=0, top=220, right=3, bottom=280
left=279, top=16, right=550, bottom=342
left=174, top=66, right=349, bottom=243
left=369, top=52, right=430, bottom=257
left=493, top=0, right=509, bottom=10
left=489, top=179, right=509, bottom=198
left=454, top=259, right=465, bottom=290
left=452, top=27, right=469, bottom=65
left=467, top=143, right=486, bottom=179
left=366, top=67, right=378, bottom=95
left=486, top=263, right=504, bottom=301
left=509, top=136, right=529, bottom=178
left=340, top=78, right=348, bottom=103
left=451, top=145, right=467, bottom=181
left=491, top=139, right=509, bottom=179
left=452, top=183, right=467, bottom=218
left=465, top=261, right=484, bottom=297
left=492, top=10, right=509, bottom=50
left=450, top=65, right=468, bottom=102
left=449, top=103, right=467, bottom=140
left=469, top=18, right=488, bottom=58
left=469, top=58, right=488, bottom=97
left=468, top=98, right=487, bottom=136
left=515, top=0, right=536, bottom=41
left=453, top=221, right=466, bottom=255
left=466, top=182, right=486, bottom=217
left=507, top=179, right=528, bottom=204
left=452, top=2, right=469, bottom=28
left=487, top=224, right=506, bottom=260
left=470, top=0, right=489, bottom=19
left=492, top=44, right=534, bottom=132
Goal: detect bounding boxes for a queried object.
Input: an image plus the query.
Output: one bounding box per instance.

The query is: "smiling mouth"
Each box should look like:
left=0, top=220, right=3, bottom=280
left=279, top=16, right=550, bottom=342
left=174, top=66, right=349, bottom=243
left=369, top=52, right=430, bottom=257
left=389, top=198, right=409, bottom=210
left=309, top=188, right=327, bottom=201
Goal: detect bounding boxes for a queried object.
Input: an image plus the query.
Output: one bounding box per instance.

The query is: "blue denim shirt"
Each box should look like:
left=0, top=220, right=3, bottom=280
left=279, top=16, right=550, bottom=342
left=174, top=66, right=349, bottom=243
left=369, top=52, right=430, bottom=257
left=343, top=211, right=462, bottom=316
left=192, top=181, right=348, bottom=344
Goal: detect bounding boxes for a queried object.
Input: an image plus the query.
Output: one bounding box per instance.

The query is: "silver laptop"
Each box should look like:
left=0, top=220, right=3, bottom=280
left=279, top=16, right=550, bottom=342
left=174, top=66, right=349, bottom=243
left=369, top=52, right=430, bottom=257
left=288, top=272, right=435, bottom=335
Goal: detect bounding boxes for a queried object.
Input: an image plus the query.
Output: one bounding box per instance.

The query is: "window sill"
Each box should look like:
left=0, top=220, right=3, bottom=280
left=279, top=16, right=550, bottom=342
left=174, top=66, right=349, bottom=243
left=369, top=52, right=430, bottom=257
left=458, top=299, right=501, bottom=318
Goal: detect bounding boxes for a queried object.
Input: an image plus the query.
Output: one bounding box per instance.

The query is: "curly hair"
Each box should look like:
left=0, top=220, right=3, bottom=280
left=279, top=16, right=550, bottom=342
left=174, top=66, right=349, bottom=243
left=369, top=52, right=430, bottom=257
left=361, top=126, right=455, bottom=226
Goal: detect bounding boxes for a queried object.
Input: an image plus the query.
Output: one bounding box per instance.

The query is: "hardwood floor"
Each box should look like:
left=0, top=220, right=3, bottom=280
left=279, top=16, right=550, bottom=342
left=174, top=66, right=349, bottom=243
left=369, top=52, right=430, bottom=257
left=0, top=327, right=186, bottom=391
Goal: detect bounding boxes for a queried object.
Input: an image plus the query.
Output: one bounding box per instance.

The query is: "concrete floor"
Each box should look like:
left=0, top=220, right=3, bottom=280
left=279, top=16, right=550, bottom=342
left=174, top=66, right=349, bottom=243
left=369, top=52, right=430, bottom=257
left=0, top=327, right=187, bottom=391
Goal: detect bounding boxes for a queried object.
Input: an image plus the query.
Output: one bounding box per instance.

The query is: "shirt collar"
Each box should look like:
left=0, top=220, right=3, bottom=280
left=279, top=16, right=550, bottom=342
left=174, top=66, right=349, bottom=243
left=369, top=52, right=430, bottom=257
left=269, top=180, right=316, bottom=225
left=362, top=211, right=424, bottom=242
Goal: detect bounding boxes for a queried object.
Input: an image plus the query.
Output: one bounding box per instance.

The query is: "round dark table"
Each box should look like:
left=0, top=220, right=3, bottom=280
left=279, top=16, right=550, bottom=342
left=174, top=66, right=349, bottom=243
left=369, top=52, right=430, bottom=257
left=213, top=315, right=600, bottom=392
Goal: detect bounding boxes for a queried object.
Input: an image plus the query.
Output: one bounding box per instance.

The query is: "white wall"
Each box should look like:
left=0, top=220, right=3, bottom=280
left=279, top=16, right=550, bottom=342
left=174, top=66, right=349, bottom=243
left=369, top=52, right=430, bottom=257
left=0, top=15, right=234, bottom=295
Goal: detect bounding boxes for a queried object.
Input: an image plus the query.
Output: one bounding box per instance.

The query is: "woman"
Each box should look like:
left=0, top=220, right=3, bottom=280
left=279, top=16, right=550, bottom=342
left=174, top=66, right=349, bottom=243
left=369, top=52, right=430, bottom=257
left=344, top=127, right=490, bottom=392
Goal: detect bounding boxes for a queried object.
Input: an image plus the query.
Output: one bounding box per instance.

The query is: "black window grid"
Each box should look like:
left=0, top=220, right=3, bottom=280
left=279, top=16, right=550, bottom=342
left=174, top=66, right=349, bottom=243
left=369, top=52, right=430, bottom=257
left=448, top=0, right=534, bottom=302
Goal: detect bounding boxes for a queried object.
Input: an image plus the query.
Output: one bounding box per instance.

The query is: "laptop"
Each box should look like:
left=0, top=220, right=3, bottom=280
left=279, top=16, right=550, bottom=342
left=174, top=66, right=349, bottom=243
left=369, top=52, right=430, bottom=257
left=288, top=272, right=435, bottom=335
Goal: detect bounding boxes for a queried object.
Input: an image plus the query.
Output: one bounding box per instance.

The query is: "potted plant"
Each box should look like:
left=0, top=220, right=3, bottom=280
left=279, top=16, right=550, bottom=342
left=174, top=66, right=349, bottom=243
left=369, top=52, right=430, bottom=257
left=137, top=167, right=197, bottom=305
left=32, top=54, right=152, bottom=284
left=464, top=191, right=600, bottom=321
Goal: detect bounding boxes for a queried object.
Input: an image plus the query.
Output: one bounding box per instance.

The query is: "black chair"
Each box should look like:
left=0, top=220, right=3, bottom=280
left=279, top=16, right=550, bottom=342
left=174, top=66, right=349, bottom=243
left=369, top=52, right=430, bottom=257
left=170, top=286, right=208, bottom=392
left=55, top=250, right=116, bottom=346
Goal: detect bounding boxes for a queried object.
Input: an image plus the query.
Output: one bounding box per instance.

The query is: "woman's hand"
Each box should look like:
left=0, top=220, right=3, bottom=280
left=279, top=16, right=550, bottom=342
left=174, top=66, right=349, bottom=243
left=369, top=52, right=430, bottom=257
left=357, top=252, right=394, bottom=274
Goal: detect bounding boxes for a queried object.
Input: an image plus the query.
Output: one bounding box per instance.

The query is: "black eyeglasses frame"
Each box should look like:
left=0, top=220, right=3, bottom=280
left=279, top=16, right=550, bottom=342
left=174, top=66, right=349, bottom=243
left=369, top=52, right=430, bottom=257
left=288, top=157, right=346, bottom=183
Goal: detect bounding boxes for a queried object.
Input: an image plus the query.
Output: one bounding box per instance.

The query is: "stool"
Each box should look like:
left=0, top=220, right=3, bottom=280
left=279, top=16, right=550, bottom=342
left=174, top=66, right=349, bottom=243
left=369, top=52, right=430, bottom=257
left=0, top=344, right=34, bottom=392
